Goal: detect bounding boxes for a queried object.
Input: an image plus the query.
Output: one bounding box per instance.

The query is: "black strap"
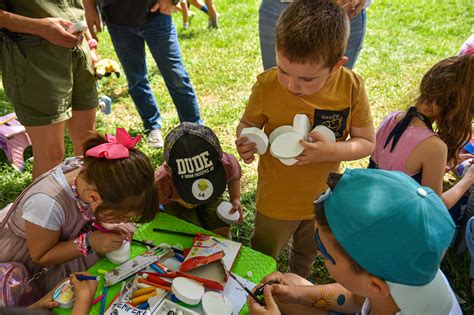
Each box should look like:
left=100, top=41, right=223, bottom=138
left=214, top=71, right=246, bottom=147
left=384, top=106, right=433, bottom=152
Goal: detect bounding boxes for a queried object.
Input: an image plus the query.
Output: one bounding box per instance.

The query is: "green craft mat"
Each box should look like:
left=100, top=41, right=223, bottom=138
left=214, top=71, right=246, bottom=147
left=54, top=213, right=276, bottom=315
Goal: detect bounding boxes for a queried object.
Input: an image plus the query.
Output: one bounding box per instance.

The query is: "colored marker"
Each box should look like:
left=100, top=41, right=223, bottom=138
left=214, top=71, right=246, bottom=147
left=132, top=287, right=156, bottom=298
left=76, top=275, right=100, bottom=281
left=149, top=263, right=164, bottom=274
left=97, top=269, right=108, bottom=275
left=154, top=262, right=170, bottom=273
left=138, top=278, right=171, bottom=291
left=137, top=302, right=149, bottom=310
left=99, top=286, right=109, bottom=315
left=92, top=294, right=104, bottom=305
left=131, top=291, right=156, bottom=306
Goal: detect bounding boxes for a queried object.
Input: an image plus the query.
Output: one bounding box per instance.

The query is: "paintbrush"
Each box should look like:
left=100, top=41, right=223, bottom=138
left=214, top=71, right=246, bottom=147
left=227, top=271, right=265, bottom=306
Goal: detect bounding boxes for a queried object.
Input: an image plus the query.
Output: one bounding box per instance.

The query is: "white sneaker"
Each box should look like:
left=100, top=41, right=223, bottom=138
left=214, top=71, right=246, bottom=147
left=147, top=129, right=164, bottom=148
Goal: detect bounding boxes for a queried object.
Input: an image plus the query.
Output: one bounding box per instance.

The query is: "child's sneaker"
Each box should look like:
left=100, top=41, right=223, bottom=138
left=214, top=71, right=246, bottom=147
left=208, top=16, right=219, bottom=29
left=147, top=129, right=164, bottom=148
left=183, top=22, right=189, bottom=30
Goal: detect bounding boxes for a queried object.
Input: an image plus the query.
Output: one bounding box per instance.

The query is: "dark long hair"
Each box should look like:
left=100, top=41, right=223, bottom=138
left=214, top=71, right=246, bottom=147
left=82, top=133, right=159, bottom=223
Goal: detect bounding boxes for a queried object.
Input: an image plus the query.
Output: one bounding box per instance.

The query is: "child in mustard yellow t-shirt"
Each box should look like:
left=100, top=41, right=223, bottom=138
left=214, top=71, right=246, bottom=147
left=235, top=0, right=375, bottom=277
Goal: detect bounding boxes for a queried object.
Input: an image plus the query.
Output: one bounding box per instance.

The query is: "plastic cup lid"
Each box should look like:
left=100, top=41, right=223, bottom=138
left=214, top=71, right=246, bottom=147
left=202, top=291, right=233, bottom=315
left=217, top=201, right=239, bottom=224
left=269, top=125, right=297, bottom=144
left=270, top=132, right=303, bottom=159
left=279, top=157, right=298, bottom=166
left=293, top=114, right=311, bottom=140
left=310, top=125, right=336, bottom=143
left=240, top=127, right=269, bottom=155
left=171, top=277, right=204, bottom=305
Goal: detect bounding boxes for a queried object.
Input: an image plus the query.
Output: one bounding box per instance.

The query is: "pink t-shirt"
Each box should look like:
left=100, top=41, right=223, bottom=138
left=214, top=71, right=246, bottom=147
left=155, top=152, right=241, bottom=207
left=371, top=111, right=437, bottom=176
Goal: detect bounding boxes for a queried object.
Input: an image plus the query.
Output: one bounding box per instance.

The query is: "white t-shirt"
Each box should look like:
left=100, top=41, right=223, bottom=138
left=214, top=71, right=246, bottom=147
left=21, top=166, right=83, bottom=231
left=361, top=272, right=462, bottom=315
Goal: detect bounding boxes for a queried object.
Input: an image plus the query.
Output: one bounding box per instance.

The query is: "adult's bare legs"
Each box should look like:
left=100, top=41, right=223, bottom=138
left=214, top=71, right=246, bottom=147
left=66, top=109, right=96, bottom=156
left=26, top=122, right=66, bottom=179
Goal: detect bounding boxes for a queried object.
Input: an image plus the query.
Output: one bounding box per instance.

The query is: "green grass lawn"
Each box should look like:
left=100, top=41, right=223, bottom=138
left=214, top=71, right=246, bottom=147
left=1, top=0, right=473, bottom=311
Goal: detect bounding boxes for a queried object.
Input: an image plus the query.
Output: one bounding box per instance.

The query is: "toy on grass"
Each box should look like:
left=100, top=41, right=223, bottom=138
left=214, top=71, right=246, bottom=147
left=95, top=59, right=121, bottom=79
left=98, top=95, right=112, bottom=115
left=0, top=113, right=32, bottom=171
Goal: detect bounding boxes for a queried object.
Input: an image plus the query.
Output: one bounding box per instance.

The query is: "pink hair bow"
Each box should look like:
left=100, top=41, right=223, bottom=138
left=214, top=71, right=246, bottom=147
left=86, top=128, right=142, bottom=159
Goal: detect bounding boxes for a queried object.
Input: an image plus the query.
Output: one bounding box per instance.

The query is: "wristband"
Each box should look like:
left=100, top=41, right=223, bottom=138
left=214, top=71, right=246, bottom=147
left=74, top=233, right=94, bottom=256
left=88, top=39, right=98, bottom=49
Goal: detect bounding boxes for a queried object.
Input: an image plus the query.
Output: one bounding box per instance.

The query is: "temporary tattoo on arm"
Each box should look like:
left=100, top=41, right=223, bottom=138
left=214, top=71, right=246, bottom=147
left=337, top=294, right=346, bottom=305
left=312, top=290, right=334, bottom=309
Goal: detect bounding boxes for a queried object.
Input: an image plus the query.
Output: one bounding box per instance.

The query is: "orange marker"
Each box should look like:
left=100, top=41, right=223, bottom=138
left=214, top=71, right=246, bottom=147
left=131, top=291, right=156, bottom=306
left=138, top=278, right=172, bottom=291
left=132, top=287, right=156, bottom=298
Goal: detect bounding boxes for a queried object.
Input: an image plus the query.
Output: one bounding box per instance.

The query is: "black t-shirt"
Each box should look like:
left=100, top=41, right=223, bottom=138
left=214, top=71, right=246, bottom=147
left=100, top=0, right=159, bottom=27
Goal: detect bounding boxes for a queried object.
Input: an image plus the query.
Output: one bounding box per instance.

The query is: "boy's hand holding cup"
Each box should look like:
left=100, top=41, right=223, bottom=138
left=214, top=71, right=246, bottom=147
left=235, top=137, right=258, bottom=164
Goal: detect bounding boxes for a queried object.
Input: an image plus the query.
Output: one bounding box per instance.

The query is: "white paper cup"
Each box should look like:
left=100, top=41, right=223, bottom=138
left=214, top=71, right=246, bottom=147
left=240, top=127, right=269, bottom=155
left=310, top=125, right=336, bottom=143
left=171, top=277, right=204, bottom=305
left=293, top=114, right=311, bottom=140
left=202, top=291, right=233, bottom=315
left=270, top=132, right=304, bottom=159
left=269, top=125, right=296, bottom=144
left=216, top=201, right=240, bottom=225
left=106, top=241, right=130, bottom=265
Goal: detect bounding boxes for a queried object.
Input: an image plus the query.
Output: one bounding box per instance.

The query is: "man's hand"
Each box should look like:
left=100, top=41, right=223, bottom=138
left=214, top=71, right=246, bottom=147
left=37, top=18, right=82, bottom=48
left=150, top=0, right=175, bottom=16
left=84, top=3, right=102, bottom=41
left=248, top=286, right=281, bottom=315
left=335, top=0, right=367, bottom=18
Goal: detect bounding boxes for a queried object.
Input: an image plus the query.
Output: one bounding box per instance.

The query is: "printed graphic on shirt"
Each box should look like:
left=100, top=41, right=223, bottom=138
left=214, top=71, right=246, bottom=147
left=313, top=108, right=350, bottom=138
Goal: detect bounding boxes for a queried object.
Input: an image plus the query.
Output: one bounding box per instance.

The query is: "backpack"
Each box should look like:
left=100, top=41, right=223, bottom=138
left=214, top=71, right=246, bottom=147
left=0, top=262, right=32, bottom=307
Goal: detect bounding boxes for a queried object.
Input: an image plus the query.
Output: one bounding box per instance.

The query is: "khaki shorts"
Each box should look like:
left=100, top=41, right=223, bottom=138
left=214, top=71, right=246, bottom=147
left=164, top=196, right=229, bottom=231
left=1, top=36, right=98, bottom=126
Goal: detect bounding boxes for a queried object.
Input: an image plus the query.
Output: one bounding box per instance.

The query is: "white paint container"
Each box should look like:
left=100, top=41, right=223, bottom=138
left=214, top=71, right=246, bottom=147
left=270, top=132, right=304, bottom=159
left=293, top=114, right=311, bottom=140
left=201, top=291, right=233, bottom=315
left=310, top=125, right=336, bottom=143
left=269, top=125, right=296, bottom=144
left=106, top=240, right=131, bottom=265
left=240, top=127, right=269, bottom=155
left=171, top=277, right=204, bottom=305
left=53, top=278, right=75, bottom=309
left=216, top=201, right=240, bottom=225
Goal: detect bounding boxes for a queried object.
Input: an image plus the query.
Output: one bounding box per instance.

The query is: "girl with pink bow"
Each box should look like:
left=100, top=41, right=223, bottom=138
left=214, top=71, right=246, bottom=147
left=0, top=128, right=160, bottom=299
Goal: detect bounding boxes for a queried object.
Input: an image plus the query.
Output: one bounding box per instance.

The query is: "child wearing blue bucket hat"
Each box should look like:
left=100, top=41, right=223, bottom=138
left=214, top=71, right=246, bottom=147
left=248, top=168, right=462, bottom=315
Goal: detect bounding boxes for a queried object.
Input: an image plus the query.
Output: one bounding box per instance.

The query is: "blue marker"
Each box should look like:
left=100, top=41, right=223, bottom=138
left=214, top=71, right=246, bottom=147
left=149, top=263, right=164, bottom=274
left=137, top=302, right=149, bottom=309
left=76, top=275, right=100, bottom=281
left=99, top=286, right=108, bottom=315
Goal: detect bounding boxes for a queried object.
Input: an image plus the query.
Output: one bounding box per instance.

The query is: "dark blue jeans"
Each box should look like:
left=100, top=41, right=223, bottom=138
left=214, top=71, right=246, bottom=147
left=106, top=13, right=202, bottom=130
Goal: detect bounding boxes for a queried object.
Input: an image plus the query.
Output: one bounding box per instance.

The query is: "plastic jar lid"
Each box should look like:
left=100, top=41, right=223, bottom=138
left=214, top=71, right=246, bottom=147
left=270, top=132, right=304, bottom=159
left=279, top=157, right=298, bottom=166
left=269, top=125, right=296, bottom=144
left=202, top=291, right=233, bottom=315
left=216, top=201, right=239, bottom=224
left=171, top=277, right=204, bottom=305
left=240, top=127, right=269, bottom=155
left=310, top=125, right=336, bottom=143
